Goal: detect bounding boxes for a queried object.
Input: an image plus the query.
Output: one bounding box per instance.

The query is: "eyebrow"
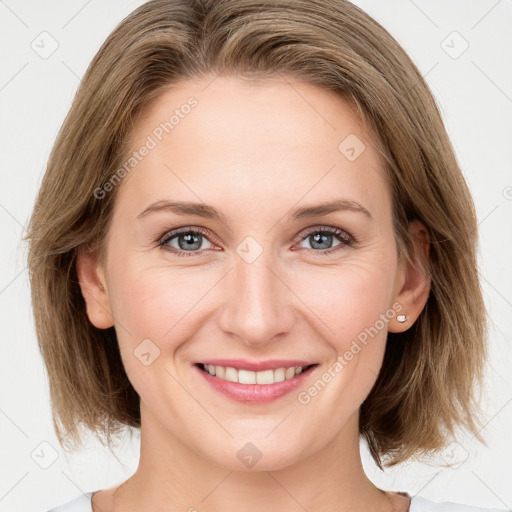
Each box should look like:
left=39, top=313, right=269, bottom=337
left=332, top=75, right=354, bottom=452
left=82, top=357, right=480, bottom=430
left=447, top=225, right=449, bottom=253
left=137, top=199, right=373, bottom=222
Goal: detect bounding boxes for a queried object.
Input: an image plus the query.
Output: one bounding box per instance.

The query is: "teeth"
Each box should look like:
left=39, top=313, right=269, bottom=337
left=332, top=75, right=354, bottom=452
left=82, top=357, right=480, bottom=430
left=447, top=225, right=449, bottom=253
left=256, top=369, right=274, bottom=384
left=273, top=368, right=285, bottom=383
left=202, top=364, right=310, bottom=384
left=224, top=366, right=237, bottom=382
left=239, top=369, right=256, bottom=384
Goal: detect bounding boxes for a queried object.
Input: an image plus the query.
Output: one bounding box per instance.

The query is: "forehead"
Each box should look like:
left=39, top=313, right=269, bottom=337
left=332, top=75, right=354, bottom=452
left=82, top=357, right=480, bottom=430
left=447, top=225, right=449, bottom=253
left=116, top=75, right=391, bottom=224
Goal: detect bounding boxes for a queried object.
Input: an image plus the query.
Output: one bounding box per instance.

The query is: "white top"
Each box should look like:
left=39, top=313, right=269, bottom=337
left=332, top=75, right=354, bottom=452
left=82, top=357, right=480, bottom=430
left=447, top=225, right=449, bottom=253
left=44, top=491, right=510, bottom=512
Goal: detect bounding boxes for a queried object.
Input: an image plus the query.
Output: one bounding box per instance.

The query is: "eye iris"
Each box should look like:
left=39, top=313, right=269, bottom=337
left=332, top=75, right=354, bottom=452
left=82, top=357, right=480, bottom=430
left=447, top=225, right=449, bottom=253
left=179, top=233, right=202, bottom=251
left=310, top=232, right=332, bottom=250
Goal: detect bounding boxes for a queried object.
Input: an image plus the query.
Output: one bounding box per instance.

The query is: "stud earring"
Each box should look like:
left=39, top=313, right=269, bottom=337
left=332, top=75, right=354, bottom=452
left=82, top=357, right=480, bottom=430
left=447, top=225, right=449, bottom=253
left=397, top=314, right=407, bottom=323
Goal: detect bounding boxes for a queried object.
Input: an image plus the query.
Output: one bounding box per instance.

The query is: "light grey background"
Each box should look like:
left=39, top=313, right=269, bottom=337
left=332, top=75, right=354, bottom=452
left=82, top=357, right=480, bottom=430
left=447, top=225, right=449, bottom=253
left=1, top=1, right=511, bottom=511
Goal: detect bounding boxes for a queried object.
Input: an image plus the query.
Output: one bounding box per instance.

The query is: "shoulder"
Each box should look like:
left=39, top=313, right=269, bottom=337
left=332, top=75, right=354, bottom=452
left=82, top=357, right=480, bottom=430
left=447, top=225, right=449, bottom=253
left=43, top=491, right=94, bottom=512
left=410, top=495, right=510, bottom=512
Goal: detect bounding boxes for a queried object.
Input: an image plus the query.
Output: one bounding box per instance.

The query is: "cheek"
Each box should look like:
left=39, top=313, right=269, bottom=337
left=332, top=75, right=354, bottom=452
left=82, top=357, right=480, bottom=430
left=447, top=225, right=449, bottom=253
left=109, top=261, right=212, bottom=341
left=290, top=256, right=396, bottom=344
left=289, top=259, right=396, bottom=406
left=106, top=260, right=214, bottom=397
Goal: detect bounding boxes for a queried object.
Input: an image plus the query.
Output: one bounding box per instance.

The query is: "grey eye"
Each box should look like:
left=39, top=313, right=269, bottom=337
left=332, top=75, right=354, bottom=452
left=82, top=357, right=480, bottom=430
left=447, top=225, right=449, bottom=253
left=164, top=231, right=213, bottom=252
left=298, top=232, right=343, bottom=251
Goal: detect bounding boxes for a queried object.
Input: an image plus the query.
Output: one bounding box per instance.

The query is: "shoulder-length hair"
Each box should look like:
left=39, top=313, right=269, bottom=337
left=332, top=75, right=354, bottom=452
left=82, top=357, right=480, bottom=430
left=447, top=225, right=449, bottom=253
left=25, top=0, right=488, bottom=469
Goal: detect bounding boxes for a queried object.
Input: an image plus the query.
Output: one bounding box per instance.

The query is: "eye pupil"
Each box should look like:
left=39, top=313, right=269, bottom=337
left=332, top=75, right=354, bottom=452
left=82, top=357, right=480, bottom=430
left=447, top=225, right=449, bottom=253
left=310, top=233, right=332, bottom=250
left=179, top=233, right=202, bottom=251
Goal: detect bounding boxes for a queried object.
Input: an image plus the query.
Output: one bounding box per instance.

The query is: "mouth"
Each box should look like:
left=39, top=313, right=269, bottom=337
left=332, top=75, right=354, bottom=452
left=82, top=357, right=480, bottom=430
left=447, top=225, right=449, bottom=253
left=195, top=362, right=318, bottom=385
left=193, top=361, right=319, bottom=402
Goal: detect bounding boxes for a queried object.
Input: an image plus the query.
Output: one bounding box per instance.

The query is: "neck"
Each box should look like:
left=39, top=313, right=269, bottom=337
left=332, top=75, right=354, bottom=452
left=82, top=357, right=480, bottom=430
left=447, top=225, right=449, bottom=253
left=111, top=405, right=400, bottom=512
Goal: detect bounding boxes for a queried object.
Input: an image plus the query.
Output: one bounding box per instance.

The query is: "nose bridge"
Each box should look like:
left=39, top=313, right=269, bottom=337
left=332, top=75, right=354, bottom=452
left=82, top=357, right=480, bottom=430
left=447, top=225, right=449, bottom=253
left=218, top=249, right=294, bottom=346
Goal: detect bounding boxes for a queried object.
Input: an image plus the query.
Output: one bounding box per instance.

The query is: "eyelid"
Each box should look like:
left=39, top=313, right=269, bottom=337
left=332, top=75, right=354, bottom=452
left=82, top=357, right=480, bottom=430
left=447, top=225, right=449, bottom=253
left=157, top=225, right=214, bottom=246
left=296, top=225, right=354, bottom=244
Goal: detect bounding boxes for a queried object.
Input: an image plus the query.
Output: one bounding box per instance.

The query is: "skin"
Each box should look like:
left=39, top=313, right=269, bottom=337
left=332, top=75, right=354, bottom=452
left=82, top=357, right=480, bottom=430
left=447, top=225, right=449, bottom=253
left=77, top=75, right=430, bottom=512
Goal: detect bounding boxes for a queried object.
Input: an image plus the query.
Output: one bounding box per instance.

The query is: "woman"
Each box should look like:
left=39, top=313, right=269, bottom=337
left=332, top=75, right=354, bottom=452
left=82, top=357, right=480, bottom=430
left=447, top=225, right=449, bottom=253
left=26, top=1, right=508, bottom=511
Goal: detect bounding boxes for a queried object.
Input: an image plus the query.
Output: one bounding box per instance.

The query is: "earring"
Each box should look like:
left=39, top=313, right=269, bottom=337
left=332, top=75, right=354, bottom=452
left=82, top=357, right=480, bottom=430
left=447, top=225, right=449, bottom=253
left=397, top=314, right=407, bottom=323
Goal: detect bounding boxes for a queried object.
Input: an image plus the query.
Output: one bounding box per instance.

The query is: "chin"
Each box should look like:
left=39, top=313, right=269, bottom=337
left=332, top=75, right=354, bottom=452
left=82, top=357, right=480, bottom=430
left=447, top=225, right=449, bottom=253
left=198, top=429, right=318, bottom=473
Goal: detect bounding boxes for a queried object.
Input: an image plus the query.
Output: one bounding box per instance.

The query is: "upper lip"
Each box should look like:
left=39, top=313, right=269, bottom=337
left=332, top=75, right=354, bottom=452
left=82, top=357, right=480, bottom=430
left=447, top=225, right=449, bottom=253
left=196, top=359, right=317, bottom=372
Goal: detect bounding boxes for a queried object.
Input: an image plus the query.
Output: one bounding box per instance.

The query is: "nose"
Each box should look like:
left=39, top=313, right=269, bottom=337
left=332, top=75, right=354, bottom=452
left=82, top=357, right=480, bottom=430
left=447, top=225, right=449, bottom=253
left=218, top=254, right=296, bottom=348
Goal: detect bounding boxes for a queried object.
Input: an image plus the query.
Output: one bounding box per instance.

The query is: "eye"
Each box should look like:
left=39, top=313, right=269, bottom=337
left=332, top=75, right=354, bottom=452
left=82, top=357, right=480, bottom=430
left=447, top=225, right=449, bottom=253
left=158, top=227, right=216, bottom=257
left=295, top=226, right=354, bottom=255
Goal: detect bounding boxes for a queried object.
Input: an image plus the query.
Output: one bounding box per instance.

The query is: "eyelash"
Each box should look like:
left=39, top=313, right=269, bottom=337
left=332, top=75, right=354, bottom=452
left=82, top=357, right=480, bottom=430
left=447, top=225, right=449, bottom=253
left=157, top=225, right=355, bottom=257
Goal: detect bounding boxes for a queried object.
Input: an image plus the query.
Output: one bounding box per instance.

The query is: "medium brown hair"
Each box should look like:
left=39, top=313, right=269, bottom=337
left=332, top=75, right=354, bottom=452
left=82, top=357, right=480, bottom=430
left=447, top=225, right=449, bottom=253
left=25, top=0, right=488, bottom=469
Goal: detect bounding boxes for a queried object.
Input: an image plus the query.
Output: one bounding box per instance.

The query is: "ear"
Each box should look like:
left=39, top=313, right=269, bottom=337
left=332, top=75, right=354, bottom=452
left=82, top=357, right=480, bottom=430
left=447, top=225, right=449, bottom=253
left=388, top=219, right=431, bottom=333
left=75, top=245, right=114, bottom=329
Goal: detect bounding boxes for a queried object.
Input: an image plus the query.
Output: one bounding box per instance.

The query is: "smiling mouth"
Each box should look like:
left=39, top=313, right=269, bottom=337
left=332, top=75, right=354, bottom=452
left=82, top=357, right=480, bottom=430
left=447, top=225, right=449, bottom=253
left=196, top=363, right=318, bottom=385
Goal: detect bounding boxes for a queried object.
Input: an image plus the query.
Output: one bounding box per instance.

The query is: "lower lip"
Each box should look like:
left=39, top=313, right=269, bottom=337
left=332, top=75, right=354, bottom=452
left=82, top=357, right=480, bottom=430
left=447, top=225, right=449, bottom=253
left=194, top=364, right=318, bottom=403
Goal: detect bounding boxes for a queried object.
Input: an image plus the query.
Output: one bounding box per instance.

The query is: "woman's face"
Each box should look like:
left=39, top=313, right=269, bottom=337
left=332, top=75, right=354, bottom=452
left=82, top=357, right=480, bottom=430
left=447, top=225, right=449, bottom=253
left=86, top=75, right=414, bottom=470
